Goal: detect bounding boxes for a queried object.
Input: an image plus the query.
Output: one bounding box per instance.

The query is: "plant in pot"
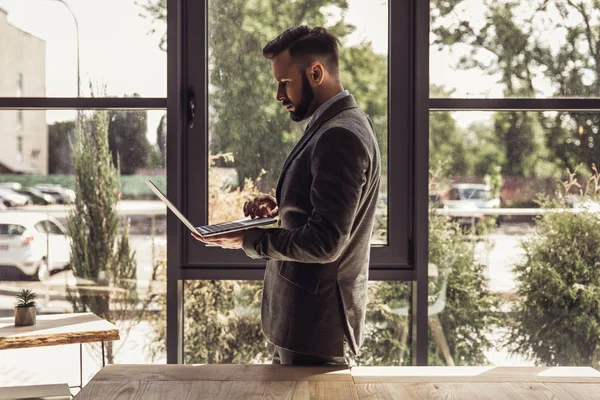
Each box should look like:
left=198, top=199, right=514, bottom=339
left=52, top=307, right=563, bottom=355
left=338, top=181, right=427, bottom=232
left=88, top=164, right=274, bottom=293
left=14, top=289, right=37, bottom=326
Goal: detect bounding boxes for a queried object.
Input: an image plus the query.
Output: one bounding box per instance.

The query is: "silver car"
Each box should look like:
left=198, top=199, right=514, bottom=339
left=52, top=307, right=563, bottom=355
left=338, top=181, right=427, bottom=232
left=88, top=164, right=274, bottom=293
left=0, top=212, right=71, bottom=281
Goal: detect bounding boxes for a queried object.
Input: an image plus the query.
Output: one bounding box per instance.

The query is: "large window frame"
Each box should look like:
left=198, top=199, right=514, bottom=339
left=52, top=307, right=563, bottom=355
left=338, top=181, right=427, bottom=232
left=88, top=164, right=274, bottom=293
left=182, top=2, right=412, bottom=279
left=165, top=0, right=431, bottom=365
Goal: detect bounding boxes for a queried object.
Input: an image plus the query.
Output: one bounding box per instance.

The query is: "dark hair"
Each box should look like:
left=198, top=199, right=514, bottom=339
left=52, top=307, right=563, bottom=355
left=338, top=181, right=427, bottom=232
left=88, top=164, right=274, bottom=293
left=263, top=25, right=341, bottom=78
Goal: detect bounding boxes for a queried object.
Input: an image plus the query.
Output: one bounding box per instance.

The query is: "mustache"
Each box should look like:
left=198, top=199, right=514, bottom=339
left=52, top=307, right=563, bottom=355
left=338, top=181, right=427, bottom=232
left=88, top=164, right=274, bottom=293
left=282, top=101, right=293, bottom=107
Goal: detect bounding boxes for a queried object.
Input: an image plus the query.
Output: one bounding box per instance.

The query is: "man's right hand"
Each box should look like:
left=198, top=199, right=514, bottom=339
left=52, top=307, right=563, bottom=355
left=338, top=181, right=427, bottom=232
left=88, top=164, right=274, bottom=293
left=244, top=194, right=278, bottom=219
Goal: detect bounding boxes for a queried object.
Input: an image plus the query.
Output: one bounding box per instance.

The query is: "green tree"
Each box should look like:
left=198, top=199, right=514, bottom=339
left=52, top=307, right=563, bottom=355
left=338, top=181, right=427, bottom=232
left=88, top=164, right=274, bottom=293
left=108, top=108, right=152, bottom=175
left=431, top=0, right=544, bottom=177
left=140, top=0, right=394, bottom=188
left=508, top=167, right=600, bottom=367
left=66, top=110, right=139, bottom=363
left=429, top=85, right=470, bottom=177
left=48, top=121, right=75, bottom=174
left=534, top=1, right=600, bottom=172
left=339, top=43, right=388, bottom=174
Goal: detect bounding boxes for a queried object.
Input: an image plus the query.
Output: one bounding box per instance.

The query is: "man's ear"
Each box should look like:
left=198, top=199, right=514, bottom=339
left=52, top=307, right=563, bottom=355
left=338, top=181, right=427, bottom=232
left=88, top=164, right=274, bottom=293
left=309, top=63, right=325, bottom=85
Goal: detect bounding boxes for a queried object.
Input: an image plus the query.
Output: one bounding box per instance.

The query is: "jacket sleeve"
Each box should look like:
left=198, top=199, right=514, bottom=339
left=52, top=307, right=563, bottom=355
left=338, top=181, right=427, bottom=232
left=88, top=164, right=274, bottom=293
left=242, top=127, right=369, bottom=263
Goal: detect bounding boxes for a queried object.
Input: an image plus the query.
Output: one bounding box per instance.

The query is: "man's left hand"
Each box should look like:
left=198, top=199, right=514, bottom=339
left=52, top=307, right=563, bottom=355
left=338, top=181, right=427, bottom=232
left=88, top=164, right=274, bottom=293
left=191, top=231, right=244, bottom=249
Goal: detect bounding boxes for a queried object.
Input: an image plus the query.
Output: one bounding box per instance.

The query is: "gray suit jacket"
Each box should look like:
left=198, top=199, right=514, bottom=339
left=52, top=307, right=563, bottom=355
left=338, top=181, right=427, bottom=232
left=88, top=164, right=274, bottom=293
left=242, top=95, right=381, bottom=357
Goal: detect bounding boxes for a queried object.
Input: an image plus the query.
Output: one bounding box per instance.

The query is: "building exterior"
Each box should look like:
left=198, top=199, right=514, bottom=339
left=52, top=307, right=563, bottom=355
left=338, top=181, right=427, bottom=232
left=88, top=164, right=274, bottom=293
left=0, top=7, right=47, bottom=175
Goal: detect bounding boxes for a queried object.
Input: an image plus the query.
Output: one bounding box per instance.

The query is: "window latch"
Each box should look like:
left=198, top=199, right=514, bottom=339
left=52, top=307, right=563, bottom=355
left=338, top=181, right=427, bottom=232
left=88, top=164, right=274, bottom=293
left=187, top=87, right=196, bottom=128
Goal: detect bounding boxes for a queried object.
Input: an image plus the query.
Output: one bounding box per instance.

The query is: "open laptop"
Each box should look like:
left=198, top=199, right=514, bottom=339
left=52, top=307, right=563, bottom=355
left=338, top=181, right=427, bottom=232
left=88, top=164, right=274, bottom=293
left=145, top=180, right=277, bottom=237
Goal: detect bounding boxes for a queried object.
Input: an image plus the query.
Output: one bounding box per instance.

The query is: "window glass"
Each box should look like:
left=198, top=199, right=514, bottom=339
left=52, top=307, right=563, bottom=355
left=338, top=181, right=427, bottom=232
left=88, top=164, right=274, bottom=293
left=206, top=0, right=389, bottom=245
left=183, top=280, right=411, bottom=366
left=0, top=224, right=26, bottom=235
left=0, top=109, right=167, bottom=390
left=0, top=0, right=166, bottom=97
left=34, top=221, right=47, bottom=234
left=46, top=221, right=64, bottom=235
left=430, top=0, right=600, bottom=98
left=429, top=110, right=600, bottom=366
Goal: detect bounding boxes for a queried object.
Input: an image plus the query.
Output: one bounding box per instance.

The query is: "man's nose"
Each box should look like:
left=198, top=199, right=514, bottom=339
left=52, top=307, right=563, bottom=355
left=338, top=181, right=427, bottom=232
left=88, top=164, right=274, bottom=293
left=276, top=86, right=286, bottom=102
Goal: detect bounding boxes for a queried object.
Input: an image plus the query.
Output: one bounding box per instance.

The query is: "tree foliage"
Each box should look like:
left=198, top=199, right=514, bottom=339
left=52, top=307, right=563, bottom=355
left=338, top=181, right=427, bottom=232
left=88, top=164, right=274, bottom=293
left=507, top=166, right=600, bottom=367
left=431, top=0, right=600, bottom=177
left=48, top=121, right=75, bottom=174
left=47, top=107, right=152, bottom=175
left=66, top=110, right=139, bottom=363
left=108, top=108, right=152, bottom=175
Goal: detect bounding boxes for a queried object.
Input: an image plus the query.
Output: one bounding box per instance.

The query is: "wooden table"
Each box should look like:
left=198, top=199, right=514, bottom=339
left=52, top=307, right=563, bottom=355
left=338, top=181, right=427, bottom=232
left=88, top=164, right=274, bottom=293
left=0, top=312, right=119, bottom=350
left=0, top=312, right=119, bottom=397
left=75, top=364, right=600, bottom=399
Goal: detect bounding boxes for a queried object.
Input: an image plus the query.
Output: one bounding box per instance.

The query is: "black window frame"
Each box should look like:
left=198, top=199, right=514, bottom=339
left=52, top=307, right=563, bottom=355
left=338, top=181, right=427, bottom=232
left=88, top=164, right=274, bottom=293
left=166, top=0, right=431, bottom=365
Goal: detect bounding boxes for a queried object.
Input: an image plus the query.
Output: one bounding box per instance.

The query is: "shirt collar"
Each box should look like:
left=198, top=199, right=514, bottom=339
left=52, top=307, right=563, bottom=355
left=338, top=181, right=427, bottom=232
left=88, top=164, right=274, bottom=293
left=305, top=89, right=350, bottom=131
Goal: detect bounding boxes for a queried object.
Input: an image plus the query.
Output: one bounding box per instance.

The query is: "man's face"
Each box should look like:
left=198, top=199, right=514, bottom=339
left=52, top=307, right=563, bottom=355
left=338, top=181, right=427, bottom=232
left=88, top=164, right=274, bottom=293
left=271, top=50, right=315, bottom=122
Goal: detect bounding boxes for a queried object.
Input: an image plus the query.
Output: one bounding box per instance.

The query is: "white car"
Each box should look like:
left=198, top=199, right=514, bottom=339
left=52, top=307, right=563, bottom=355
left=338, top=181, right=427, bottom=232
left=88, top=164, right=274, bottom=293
left=443, top=183, right=501, bottom=209
left=0, top=212, right=71, bottom=281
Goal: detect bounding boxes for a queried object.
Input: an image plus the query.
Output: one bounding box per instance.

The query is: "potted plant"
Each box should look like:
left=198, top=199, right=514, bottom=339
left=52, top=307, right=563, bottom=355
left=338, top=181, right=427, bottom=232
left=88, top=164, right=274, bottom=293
left=14, top=289, right=37, bottom=326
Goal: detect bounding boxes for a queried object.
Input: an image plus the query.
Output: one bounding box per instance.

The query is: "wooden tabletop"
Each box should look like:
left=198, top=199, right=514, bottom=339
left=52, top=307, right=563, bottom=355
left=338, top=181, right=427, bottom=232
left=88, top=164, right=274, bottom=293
left=0, top=312, right=119, bottom=350
left=75, top=364, right=600, bottom=399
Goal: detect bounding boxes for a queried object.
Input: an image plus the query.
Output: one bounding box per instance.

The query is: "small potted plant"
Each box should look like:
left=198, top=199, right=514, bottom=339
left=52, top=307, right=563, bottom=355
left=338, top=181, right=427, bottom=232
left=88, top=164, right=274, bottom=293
left=14, top=288, right=37, bottom=326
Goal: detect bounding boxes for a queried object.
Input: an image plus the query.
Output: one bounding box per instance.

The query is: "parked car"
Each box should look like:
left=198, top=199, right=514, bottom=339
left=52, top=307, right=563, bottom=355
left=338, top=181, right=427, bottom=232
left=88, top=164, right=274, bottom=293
left=0, top=182, right=23, bottom=191
left=16, top=187, right=56, bottom=205
left=0, top=188, right=32, bottom=206
left=442, top=200, right=485, bottom=228
left=0, top=193, right=16, bottom=207
left=34, top=184, right=76, bottom=204
left=443, top=183, right=500, bottom=209
left=0, top=212, right=71, bottom=281
left=439, top=183, right=498, bottom=228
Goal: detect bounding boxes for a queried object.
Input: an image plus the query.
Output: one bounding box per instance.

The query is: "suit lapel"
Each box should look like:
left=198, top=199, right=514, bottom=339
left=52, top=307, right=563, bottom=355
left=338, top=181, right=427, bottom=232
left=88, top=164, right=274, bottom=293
left=275, top=95, right=359, bottom=203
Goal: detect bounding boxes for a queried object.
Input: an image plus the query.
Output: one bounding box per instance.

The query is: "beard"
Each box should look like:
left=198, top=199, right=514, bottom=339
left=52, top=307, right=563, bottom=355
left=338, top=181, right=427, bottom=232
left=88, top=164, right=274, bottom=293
left=285, top=74, right=315, bottom=122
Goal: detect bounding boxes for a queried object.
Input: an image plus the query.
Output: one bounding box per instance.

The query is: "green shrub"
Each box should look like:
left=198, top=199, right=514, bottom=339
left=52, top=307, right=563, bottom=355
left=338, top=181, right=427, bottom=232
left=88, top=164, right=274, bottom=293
left=428, top=210, right=502, bottom=366
left=346, top=208, right=502, bottom=366
left=507, top=166, right=600, bottom=367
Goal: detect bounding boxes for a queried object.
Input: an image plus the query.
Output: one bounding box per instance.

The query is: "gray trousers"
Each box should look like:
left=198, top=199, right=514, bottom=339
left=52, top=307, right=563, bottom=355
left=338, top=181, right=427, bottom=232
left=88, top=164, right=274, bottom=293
left=272, top=346, right=347, bottom=365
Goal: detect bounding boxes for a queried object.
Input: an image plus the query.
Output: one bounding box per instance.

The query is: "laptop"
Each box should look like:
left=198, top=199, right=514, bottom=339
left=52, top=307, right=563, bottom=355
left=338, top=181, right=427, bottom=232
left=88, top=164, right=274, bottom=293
left=145, top=180, right=277, bottom=237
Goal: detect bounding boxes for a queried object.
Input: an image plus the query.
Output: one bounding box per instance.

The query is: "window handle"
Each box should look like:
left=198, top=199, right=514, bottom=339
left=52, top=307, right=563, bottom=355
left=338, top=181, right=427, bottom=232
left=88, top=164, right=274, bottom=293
left=187, top=87, right=196, bottom=128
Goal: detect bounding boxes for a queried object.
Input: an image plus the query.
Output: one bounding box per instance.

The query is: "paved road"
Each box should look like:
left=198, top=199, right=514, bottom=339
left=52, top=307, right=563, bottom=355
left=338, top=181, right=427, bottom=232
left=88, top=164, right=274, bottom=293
left=10, top=200, right=166, bottom=219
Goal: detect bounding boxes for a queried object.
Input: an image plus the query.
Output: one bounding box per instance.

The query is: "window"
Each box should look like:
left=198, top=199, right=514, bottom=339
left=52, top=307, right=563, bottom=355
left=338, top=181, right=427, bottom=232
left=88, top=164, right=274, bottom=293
left=46, top=221, right=65, bottom=235
left=428, top=0, right=600, bottom=367
left=184, top=0, right=412, bottom=277
left=34, top=221, right=48, bottom=234
left=182, top=280, right=411, bottom=366
left=430, top=0, right=600, bottom=99
left=173, top=0, right=424, bottom=365
left=0, top=1, right=166, bottom=97
left=0, top=104, right=166, bottom=388
left=0, top=224, right=26, bottom=236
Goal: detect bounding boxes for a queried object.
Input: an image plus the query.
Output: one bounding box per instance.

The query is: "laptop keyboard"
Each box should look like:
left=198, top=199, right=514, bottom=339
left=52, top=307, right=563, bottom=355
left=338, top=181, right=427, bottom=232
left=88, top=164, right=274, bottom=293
left=196, top=218, right=277, bottom=236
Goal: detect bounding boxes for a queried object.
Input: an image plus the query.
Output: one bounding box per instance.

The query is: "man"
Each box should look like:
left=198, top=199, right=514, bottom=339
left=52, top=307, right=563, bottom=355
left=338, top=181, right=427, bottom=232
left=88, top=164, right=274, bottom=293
left=192, top=25, right=381, bottom=365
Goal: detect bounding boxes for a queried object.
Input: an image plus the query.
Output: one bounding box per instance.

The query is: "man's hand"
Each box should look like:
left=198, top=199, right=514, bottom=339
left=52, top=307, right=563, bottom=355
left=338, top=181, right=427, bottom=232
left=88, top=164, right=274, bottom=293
left=244, top=194, right=278, bottom=219
left=191, top=231, right=244, bottom=249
